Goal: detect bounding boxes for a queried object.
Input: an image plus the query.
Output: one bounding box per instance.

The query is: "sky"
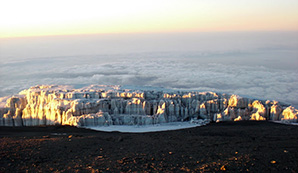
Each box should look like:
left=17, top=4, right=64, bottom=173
left=0, top=0, right=298, bottom=38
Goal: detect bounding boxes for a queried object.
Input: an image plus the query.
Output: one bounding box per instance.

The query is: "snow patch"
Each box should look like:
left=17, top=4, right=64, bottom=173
left=84, top=119, right=210, bottom=133
left=272, top=121, right=298, bottom=126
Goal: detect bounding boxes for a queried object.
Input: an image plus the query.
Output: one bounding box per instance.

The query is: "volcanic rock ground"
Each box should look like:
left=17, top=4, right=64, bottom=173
left=1, top=121, right=298, bottom=172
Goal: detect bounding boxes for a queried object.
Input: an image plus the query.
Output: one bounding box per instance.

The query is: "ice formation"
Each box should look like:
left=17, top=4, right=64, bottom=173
left=0, top=85, right=297, bottom=127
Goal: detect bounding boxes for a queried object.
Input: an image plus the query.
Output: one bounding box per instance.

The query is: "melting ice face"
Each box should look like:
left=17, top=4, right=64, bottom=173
left=0, top=84, right=297, bottom=128
left=0, top=31, right=298, bottom=107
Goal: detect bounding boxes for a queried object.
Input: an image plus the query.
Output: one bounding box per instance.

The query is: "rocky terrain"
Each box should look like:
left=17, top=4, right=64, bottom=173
left=1, top=121, right=298, bottom=172
left=0, top=85, right=297, bottom=127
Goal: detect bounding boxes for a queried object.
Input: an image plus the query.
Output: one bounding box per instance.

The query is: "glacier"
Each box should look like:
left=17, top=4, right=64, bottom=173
left=0, top=84, right=297, bottom=127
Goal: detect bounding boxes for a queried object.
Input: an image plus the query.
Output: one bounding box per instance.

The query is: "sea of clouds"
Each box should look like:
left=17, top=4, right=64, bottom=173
left=1, top=31, right=297, bottom=107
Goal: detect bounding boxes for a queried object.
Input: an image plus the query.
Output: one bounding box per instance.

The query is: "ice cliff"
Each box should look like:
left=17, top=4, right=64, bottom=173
left=0, top=85, right=297, bottom=127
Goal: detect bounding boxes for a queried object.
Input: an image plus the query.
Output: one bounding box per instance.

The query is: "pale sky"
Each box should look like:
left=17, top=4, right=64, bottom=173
left=0, top=0, right=298, bottom=38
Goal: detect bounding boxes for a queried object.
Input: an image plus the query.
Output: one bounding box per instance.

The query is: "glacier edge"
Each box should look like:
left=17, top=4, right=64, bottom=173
left=0, top=85, right=297, bottom=127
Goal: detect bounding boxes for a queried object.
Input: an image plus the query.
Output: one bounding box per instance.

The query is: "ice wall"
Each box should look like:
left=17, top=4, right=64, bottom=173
left=0, top=85, right=297, bottom=127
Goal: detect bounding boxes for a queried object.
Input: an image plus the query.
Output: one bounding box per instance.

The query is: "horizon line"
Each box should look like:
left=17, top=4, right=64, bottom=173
left=1, top=29, right=298, bottom=39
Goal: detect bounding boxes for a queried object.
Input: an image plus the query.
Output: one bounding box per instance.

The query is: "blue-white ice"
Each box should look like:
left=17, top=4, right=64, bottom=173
left=84, top=120, right=210, bottom=133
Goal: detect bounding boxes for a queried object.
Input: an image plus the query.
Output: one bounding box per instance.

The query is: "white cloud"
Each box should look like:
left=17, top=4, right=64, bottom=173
left=1, top=32, right=297, bottom=107
left=2, top=51, right=298, bottom=108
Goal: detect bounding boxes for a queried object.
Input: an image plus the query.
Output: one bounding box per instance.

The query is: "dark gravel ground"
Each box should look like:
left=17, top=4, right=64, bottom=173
left=0, top=121, right=298, bottom=172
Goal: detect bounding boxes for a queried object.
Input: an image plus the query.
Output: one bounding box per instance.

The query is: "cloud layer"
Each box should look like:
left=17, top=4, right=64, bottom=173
left=1, top=49, right=298, bottom=107
left=1, top=32, right=297, bottom=107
